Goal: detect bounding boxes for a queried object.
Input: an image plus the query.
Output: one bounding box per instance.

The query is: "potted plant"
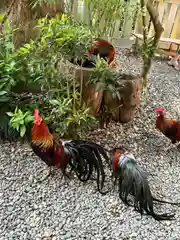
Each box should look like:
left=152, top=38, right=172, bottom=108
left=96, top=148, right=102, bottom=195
left=88, top=57, right=143, bottom=123
left=36, top=15, right=117, bottom=115
left=35, top=14, right=144, bottom=124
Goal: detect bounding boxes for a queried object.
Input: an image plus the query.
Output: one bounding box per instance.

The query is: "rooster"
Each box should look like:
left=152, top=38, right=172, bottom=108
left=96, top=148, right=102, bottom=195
left=110, top=147, right=179, bottom=221
left=31, top=109, right=109, bottom=194
left=70, top=38, right=117, bottom=68
left=155, top=107, right=180, bottom=150
left=88, top=38, right=117, bottom=67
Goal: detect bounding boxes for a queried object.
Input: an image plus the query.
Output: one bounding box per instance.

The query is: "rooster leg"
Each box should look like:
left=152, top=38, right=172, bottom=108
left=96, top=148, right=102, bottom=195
left=90, top=178, right=96, bottom=181
left=90, top=175, right=96, bottom=181
left=37, top=166, right=55, bottom=183
left=61, top=168, right=72, bottom=180
left=112, top=177, right=118, bottom=190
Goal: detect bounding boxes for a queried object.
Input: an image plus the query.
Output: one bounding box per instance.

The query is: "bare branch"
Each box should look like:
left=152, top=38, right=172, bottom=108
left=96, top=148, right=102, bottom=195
left=141, top=0, right=164, bottom=88
left=140, top=0, right=148, bottom=43
left=146, top=0, right=164, bottom=40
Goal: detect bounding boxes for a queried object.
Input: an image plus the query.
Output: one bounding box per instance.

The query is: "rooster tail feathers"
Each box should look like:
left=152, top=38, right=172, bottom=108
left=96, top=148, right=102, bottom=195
left=110, top=148, right=175, bottom=221
left=83, top=141, right=110, bottom=168
left=63, top=142, right=93, bottom=181
left=120, top=158, right=175, bottom=220
left=64, top=140, right=107, bottom=194
left=152, top=197, right=180, bottom=206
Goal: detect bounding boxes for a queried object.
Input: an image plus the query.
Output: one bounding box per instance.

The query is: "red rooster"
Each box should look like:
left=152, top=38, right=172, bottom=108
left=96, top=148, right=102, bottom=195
left=155, top=107, right=180, bottom=150
left=110, top=147, right=179, bottom=221
left=31, top=109, right=109, bottom=194
left=88, top=38, right=117, bottom=67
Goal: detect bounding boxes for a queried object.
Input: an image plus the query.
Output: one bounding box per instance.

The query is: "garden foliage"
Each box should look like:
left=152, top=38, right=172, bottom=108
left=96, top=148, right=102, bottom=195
left=0, top=15, right=97, bottom=140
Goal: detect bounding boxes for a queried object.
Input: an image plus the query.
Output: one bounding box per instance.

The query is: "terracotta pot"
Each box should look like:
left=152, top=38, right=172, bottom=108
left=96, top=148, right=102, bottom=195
left=59, top=61, right=103, bottom=116
left=82, top=84, right=103, bottom=116
left=59, top=61, right=143, bottom=123
left=103, top=75, right=143, bottom=123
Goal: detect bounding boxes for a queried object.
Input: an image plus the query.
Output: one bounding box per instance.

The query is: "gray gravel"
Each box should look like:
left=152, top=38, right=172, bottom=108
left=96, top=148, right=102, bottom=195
left=1, top=49, right=180, bottom=240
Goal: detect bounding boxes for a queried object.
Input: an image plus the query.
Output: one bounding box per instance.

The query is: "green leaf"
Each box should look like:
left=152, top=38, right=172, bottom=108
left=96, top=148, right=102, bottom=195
left=14, top=107, right=18, bottom=114
left=11, top=122, right=18, bottom=129
left=6, top=112, right=14, bottom=117
left=18, top=109, right=23, bottom=115
left=5, top=41, right=14, bottom=50
left=24, top=43, right=31, bottom=49
left=24, top=115, right=34, bottom=123
left=19, top=120, right=24, bottom=125
left=49, top=99, right=60, bottom=106
left=0, top=96, right=9, bottom=102
left=20, top=125, right=26, bottom=138
left=0, top=91, right=7, bottom=96
left=65, top=118, right=71, bottom=127
left=44, top=116, right=50, bottom=122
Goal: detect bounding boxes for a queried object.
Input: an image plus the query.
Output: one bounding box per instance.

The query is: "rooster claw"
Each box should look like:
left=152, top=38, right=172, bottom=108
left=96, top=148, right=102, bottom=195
left=36, top=167, right=55, bottom=183
left=36, top=174, right=50, bottom=183
left=61, top=171, right=73, bottom=181
left=90, top=177, right=96, bottom=181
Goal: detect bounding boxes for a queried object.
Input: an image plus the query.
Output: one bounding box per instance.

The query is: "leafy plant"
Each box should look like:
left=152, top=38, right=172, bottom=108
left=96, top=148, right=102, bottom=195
left=48, top=90, right=96, bottom=139
left=7, top=107, right=34, bottom=137
left=84, top=0, right=124, bottom=37
left=11, top=15, right=95, bottom=89
left=0, top=14, right=13, bottom=35
left=142, top=36, right=158, bottom=59
left=83, top=0, right=138, bottom=38
left=0, top=25, right=17, bottom=105
left=89, top=56, right=123, bottom=100
left=36, top=15, right=95, bottom=62
left=13, top=39, right=59, bottom=90
left=140, top=0, right=164, bottom=89
left=0, top=14, right=97, bottom=140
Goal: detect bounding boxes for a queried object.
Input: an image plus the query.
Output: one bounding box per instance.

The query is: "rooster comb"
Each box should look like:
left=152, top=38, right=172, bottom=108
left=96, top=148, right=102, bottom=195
left=155, top=107, right=163, bottom=113
left=33, top=108, right=40, bottom=121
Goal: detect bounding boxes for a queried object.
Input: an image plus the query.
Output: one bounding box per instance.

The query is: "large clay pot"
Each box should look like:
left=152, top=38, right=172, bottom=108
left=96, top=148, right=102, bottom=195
left=59, top=61, right=103, bottom=116
left=59, top=61, right=142, bottom=123
left=103, top=75, right=143, bottom=123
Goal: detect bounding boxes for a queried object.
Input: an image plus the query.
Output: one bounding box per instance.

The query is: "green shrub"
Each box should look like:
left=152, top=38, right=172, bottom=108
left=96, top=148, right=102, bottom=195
left=37, top=14, right=95, bottom=62
left=89, top=56, right=123, bottom=100
left=2, top=15, right=97, bottom=140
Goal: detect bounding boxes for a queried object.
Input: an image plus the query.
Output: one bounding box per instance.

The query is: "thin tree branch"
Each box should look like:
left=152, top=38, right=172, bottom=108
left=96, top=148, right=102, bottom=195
left=141, top=0, right=164, bottom=88
left=140, top=0, right=147, bottom=43
left=146, top=0, right=164, bottom=40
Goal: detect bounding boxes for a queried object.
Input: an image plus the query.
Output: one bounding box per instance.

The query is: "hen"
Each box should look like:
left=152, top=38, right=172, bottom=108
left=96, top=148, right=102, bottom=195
left=88, top=38, right=116, bottom=67
left=70, top=38, right=117, bottom=68
left=155, top=107, right=180, bottom=150
left=31, top=109, right=108, bottom=194
left=110, top=147, right=179, bottom=220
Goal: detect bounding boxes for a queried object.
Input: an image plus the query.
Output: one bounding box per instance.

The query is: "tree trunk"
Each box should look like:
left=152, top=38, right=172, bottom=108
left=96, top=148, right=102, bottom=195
left=4, top=0, right=64, bottom=47
left=0, top=0, right=11, bottom=11
left=141, top=0, right=164, bottom=88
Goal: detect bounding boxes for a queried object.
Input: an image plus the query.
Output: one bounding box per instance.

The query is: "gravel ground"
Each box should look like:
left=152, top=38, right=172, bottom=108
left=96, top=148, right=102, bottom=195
left=1, top=49, right=180, bottom=240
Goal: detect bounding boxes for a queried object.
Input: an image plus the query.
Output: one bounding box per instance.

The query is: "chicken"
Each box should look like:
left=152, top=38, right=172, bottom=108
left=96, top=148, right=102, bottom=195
left=155, top=107, right=180, bottom=150
left=70, top=38, right=117, bottom=68
left=110, top=147, right=179, bottom=221
left=31, top=109, right=109, bottom=194
left=31, top=109, right=69, bottom=181
left=88, top=38, right=116, bottom=66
